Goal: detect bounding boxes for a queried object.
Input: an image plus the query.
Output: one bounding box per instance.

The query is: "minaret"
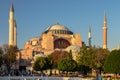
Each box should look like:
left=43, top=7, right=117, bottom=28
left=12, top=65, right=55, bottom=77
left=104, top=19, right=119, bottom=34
left=9, top=3, right=17, bottom=46
left=88, top=25, right=91, bottom=47
left=103, top=11, right=107, bottom=49
left=14, top=20, right=17, bottom=46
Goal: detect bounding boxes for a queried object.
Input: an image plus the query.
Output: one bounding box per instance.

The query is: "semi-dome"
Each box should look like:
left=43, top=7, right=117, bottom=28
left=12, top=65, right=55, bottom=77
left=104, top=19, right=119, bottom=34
left=35, top=53, right=46, bottom=57
left=66, top=45, right=81, bottom=54
left=44, top=23, right=73, bottom=34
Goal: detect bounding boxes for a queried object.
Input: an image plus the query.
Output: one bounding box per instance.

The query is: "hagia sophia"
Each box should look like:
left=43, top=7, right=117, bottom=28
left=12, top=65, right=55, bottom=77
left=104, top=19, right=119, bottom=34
left=8, top=3, right=107, bottom=70
left=17, top=22, right=84, bottom=69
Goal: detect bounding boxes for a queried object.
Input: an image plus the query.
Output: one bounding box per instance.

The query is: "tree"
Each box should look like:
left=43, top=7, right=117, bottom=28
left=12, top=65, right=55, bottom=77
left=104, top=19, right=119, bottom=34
left=0, top=47, right=3, bottom=55
left=0, top=47, right=3, bottom=66
left=76, top=47, right=109, bottom=74
left=94, top=48, right=109, bottom=71
left=33, top=57, right=52, bottom=73
left=58, top=58, right=77, bottom=73
left=46, top=56, right=53, bottom=69
left=76, top=47, right=95, bottom=74
left=49, top=51, right=69, bottom=68
left=104, top=50, right=120, bottom=79
left=2, top=45, right=18, bottom=71
left=68, top=50, right=73, bottom=60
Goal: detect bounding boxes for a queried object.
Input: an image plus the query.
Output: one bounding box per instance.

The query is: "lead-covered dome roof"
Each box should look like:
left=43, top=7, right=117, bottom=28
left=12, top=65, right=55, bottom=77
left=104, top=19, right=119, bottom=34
left=44, top=23, right=73, bottom=34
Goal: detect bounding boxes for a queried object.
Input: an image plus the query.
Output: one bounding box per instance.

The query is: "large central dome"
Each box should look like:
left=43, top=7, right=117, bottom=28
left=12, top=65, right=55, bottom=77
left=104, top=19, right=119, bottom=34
left=46, top=23, right=69, bottom=31
left=44, top=23, right=73, bottom=34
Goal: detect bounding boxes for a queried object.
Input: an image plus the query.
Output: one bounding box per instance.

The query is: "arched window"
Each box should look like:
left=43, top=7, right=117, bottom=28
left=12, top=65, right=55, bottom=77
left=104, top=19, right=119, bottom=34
left=54, top=38, right=70, bottom=49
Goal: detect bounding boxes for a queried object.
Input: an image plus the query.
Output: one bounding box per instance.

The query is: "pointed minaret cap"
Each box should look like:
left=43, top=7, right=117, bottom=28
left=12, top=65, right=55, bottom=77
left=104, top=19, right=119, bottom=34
left=10, top=2, right=14, bottom=12
left=104, top=11, right=107, bottom=22
left=88, top=24, right=91, bottom=33
left=88, top=24, right=91, bottom=39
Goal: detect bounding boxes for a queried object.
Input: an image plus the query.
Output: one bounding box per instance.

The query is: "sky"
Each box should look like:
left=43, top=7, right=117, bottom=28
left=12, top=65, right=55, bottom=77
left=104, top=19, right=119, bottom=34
left=0, top=0, right=120, bottom=50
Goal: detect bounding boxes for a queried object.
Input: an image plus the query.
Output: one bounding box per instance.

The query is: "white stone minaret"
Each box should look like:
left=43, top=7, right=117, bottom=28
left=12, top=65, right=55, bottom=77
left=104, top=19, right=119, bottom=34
left=9, top=3, right=17, bottom=46
left=88, top=25, right=91, bottom=47
left=103, top=11, right=107, bottom=49
left=14, top=20, right=17, bottom=46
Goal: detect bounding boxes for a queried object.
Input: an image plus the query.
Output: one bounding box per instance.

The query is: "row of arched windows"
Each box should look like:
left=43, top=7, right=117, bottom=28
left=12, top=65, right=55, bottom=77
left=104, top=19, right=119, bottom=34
left=51, top=30, right=73, bottom=34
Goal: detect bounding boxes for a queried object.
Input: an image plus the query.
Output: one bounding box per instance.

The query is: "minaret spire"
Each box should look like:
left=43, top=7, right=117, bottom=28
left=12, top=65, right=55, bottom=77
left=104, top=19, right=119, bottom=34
left=10, top=2, right=14, bottom=12
left=88, top=25, right=92, bottom=47
left=103, top=11, right=107, bottom=49
left=104, top=11, right=106, bottom=21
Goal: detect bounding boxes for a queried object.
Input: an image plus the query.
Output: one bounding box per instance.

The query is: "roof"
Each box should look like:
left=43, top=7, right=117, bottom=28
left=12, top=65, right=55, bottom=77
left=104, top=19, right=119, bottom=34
left=35, top=53, right=46, bottom=57
left=66, top=45, right=81, bottom=53
left=46, top=23, right=69, bottom=31
left=44, top=23, right=73, bottom=34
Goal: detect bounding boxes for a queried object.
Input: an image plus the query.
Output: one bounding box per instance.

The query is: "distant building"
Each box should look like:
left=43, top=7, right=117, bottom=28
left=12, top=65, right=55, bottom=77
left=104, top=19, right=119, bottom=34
left=112, top=45, right=120, bottom=50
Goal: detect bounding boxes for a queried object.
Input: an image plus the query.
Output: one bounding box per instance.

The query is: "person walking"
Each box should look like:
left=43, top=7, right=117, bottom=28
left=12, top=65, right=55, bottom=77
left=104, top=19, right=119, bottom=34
left=98, top=73, right=102, bottom=80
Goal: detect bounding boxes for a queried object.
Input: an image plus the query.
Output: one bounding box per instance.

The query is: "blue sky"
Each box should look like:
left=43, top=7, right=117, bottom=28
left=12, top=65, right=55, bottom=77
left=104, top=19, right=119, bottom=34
left=0, top=0, right=120, bottom=50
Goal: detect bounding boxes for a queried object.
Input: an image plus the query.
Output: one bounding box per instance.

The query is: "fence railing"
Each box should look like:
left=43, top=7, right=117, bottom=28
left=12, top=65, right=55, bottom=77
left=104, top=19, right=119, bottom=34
left=0, top=76, right=95, bottom=80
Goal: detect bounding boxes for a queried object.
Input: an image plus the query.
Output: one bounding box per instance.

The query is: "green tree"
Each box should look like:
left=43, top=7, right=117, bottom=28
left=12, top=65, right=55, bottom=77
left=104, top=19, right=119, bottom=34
left=33, top=57, right=52, bottom=73
left=58, top=58, right=77, bottom=74
left=0, top=47, right=3, bottom=55
left=46, top=56, right=53, bottom=69
left=94, top=48, right=109, bottom=71
left=49, top=51, right=69, bottom=68
left=104, top=50, right=120, bottom=79
left=3, top=45, right=18, bottom=71
left=77, top=47, right=109, bottom=74
left=0, top=47, right=3, bottom=66
left=77, top=47, right=94, bottom=74
left=68, top=50, right=73, bottom=60
left=77, top=47, right=94, bottom=67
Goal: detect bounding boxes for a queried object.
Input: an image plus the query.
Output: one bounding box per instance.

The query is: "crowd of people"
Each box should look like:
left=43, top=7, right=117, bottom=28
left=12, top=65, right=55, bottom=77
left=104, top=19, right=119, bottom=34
left=0, top=69, right=31, bottom=76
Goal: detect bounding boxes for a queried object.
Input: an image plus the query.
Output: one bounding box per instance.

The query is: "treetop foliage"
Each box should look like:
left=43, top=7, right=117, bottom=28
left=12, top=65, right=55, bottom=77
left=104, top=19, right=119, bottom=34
left=58, top=57, right=77, bottom=72
left=104, top=50, right=120, bottom=73
left=76, top=46, right=109, bottom=70
left=33, top=57, right=48, bottom=71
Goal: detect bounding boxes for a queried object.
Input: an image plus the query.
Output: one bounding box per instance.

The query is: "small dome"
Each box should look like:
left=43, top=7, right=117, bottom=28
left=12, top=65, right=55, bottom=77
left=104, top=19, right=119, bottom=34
left=30, top=37, right=39, bottom=41
left=66, top=45, right=81, bottom=53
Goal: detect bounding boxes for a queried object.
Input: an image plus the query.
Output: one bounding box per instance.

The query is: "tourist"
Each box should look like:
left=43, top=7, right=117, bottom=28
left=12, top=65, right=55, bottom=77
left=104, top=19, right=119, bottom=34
left=98, top=73, right=102, bottom=80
